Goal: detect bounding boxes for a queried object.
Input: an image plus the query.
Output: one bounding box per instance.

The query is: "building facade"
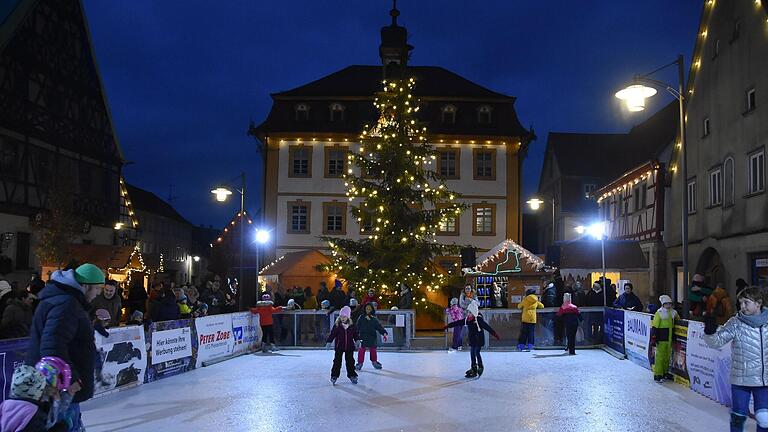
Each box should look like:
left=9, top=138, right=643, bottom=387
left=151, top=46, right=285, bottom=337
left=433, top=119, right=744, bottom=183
left=253, top=8, right=532, bottom=271
left=0, top=0, right=124, bottom=286
left=665, top=0, right=768, bottom=298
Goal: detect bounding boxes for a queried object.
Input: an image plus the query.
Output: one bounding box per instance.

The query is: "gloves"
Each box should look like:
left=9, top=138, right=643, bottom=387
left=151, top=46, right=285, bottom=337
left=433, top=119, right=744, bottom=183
left=704, top=316, right=718, bottom=335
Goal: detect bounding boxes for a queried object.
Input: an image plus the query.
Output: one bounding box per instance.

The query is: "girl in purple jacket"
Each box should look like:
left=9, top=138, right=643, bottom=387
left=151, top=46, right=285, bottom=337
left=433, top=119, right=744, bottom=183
left=326, top=306, right=359, bottom=385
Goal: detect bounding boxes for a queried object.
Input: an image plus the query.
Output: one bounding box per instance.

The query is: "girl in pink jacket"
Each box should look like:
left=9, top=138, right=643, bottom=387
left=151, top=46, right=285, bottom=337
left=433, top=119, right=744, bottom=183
left=446, top=298, right=465, bottom=352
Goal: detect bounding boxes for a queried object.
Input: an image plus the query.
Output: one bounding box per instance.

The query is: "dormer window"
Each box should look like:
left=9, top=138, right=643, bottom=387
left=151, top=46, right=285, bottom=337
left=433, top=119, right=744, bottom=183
left=329, top=103, right=345, bottom=122
left=441, top=105, right=456, bottom=124
left=477, top=105, right=492, bottom=124
left=295, top=103, right=310, bottom=121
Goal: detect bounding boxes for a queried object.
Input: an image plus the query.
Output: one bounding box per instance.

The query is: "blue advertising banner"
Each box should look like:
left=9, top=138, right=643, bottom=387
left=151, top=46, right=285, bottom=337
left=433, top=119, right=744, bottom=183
left=0, top=338, right=28, bottom=403
left=624, top=311, right=652, bottom=370
left=146, top=319, right=197, bottom=383
left=603, top=308, right=625, bottom=354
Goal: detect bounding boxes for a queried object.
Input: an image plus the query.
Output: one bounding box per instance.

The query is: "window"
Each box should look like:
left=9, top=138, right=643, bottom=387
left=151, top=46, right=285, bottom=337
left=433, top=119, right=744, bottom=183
left=477, top=105, right=492, bottom=124
left=472, top=203, right=496, bottom=236
left=724, top=157, right=735, bottom=206
left=747, top=88, right=757, bottom=112
left=584, top=183, right=596, bottom=199
left=287, top=201, right=311, bottom=233
left=15, top=232, right=30, bottom=270
left=323, top=202, right=346, bottom=235
left=703, top=117, right=710, bottom=137
left=473, top=148, right=496, bottom=180
left=749, top=149, right=765, bottom=194
left=441, top=105, right=456, bottom=124
left=437, top=205, right=460, bottom=236
left=437, top=148, right=460, bottom=179
left=324, top=146, right=347, bottom=178
left=294, top=103, right=310, bottom=121
left=288, top=145, right=312, bottom=177
left=329, top=103, right=345, bottom=122
left=633, top=186, right=641, bottom=211
left=687, top=178, right=697, bottom=214
left=709, top=168, right=722, bottom=206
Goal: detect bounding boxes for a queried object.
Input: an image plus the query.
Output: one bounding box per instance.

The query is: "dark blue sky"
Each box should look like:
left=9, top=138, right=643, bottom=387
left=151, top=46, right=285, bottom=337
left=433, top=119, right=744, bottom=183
left=82, top=1, right=703, bottom=228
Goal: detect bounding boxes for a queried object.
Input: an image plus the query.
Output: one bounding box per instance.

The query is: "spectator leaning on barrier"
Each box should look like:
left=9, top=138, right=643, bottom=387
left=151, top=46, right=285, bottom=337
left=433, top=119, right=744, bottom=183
left=26, top=263, right=105, bottom=430
left=613, top=283, right=644, bottom=312
left=705, top=283, right=734, bottom=326
left=317, top=281, right=330, bottom=305
left=398, top=284, right=413, bottom=309
left=517, top=288, right=544, bottom=351
left=557, top=292, right=582, bottom=355
left=304, top=287, right=318, bottom=310
left=89, top=281, right=122, bottom=327
left=149, top=288, right=181, bottom=322
left=688, top=273, right=712, bottom=316
left=0, top=290, right=36, bottom=339
left=328, top=280, right=346, bottom=310
left=704, top=286, right=768, bottom=430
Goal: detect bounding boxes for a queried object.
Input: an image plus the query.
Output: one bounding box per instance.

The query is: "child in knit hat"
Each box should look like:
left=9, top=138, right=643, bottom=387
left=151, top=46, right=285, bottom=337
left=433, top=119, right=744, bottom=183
left=250, top=293, right=284, bottom=352
left=650, top=294, right=678, bottom=382
left=326, top=306, right=358, bottom=385
left=445, top=300, right=500, bottom=378
left=0, top=365, right=65, bottom=431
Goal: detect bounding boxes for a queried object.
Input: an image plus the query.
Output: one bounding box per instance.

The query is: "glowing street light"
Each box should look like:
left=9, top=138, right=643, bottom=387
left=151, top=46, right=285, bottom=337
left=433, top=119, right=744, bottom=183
left=526, top=198, right=544, bottom=211
left=615, top=84, right=657, bottom=112
left=255, top=229, right=270, bottom=245
left=211, top=187, right=233, bottom=202
left=576, top=222, right=608, bottom=305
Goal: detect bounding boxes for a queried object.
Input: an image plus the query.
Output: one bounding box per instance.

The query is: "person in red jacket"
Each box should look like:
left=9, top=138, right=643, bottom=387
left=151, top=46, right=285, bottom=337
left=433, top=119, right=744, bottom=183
left=361, top=289, right=378, bottom=306
left=556, top=293, right=582, bottom=355
left=326, top=306, right=358, bottom=385
left=250, top=294, right=283, bottom=352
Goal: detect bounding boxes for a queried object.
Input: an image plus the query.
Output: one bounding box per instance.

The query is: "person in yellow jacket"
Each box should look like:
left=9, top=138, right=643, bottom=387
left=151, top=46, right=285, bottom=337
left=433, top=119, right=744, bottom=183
left=651, top=295, right=678, bottom=382
left=517, top=288, right=544, bottom=351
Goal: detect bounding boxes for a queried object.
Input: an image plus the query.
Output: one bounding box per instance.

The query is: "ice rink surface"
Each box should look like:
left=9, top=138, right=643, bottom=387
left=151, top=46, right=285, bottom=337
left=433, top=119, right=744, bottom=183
left=82, top=349, right=739, bottom=432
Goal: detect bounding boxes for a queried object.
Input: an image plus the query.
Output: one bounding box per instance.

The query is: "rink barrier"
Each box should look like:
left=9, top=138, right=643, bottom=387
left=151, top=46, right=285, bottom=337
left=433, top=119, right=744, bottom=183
left=0, top=311, right=262, bottom=402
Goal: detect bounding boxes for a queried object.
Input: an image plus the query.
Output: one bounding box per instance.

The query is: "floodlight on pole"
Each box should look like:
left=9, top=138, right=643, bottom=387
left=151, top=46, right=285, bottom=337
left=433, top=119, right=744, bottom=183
left=575, top=225, right=586, bottom=235
left=255, top=229, right=270, bottom=245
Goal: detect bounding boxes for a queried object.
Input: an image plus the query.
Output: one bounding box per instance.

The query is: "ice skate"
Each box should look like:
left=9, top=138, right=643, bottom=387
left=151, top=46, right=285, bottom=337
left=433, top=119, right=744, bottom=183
left=465, top=367, right=478, bottom=378
left=330, top=377, right=337, bottom=385
left=476, top=365, right=484, bottom=377
left=526, top=343, right=534, bottom=351
left=270, top=343, right=279, bottom=352
left=372, top=361, right=382, bottom=369
left=654, top=375, right=664, bottom=383
left=457, top=346, right=463, bottom=351
left=448, top=348, right=456, bottom=353
left=355, top=363, right=363, bottom=371
left=349, top=376, right=358, bottom=384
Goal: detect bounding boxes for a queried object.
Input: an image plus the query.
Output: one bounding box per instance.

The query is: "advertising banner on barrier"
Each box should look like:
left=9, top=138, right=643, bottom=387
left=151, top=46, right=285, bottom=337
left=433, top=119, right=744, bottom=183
left=671, top=321, right=690, bottom=386
left=686, top=320, right=732, bottom=406
left=624, top=311, right=652, bottom=370
left=231, top=312, right=262, bottom=354
left=603, top=308, right=625, bottom=354
left=94, top=325, right=146, bottom=397
left=146, top=320, right=197, bottom=382
left=195, top=314, right=234, bottom=367
left=0, top=338, right=28, bottom=403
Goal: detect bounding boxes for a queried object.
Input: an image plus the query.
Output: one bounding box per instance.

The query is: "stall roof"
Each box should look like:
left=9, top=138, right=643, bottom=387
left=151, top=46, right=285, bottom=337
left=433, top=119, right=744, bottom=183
left=259, top=250, right=330, bottom=276
left=546, top=240, right=648, bottom=271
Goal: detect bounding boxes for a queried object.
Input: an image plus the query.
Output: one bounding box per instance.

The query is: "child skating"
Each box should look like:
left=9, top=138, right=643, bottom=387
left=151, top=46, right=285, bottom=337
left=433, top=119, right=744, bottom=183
left=250, top=293, right=284, bottom=352
left=445, top=298, right=464, bottom=352
left=326, top=306, right=359, bottom=385
left=517, top=288, right=544, bottom=351
left=650, top=295, right=677, bottom=382
left=704, top=286, right=768, bottom=431
left=355, top=303, right=388, bottom=370
left=556, top=293, right=582, bottom=355
left=445, top=300, right=499, bottom=378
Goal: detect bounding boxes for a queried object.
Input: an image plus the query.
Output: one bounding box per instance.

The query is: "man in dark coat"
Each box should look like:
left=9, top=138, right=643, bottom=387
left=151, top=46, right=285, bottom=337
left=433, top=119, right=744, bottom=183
left=89, top=281, right=122, bottom=327
left=328, top=280, right=347, bottom=310
left=613, top=283, right=644, bottom=312
left=25, top=263, right=106, bottom=430
left=0, top=290, right=35, bottom=338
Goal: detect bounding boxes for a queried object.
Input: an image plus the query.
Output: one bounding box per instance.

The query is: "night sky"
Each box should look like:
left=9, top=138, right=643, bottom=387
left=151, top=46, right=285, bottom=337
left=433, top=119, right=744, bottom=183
left=82, top=1, right=703, bottom=229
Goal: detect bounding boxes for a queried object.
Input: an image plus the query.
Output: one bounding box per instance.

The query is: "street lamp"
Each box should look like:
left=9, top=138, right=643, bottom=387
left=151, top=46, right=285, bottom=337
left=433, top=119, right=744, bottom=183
left=211, top=172, right=247, bottom=310
left=576, top=222, right=608, bottom=306
left=615, top=55, right=689, bottom=315
left=527, top=196, right=556, bottom=247
left=254, top=229, right=270, bottom=292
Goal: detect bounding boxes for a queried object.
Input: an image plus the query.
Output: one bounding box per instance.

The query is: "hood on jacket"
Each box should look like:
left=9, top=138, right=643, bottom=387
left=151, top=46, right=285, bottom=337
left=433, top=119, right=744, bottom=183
left=520, top=294, right=540, bottom=308
left=38, top=270, right=87, bottom=307
left=49, top=269, right=85, bottom=295
left=738, top=308, right=768, bottom=328
left=256, top=300, right=274, bottom=307
left=0, top=399, right=40, bottom=432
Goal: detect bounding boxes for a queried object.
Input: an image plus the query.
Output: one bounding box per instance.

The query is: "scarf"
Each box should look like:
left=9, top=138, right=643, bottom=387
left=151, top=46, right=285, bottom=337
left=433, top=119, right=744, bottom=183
left=738, top=308, right=768, bottom=328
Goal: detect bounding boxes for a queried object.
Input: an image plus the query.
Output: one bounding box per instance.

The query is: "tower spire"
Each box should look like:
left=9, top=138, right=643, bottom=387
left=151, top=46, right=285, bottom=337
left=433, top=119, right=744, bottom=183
left=379, top=0, right=413, bottom=79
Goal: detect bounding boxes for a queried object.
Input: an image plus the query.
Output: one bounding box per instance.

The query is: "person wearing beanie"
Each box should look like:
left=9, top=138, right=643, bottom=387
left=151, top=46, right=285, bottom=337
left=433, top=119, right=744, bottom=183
left=445, top=300, right=500, bottom=378
left=556, top=293, right=582, bottom=355
left=25, top=262, right=104, bottom=431
left=445, top=297, right=465, bottom=352
left=0, top=365, right=65, bottom=432
left=326, top=306, right=358, bottom=385
left=354, top=303, right=388, bottom=370
left=517, top=288, right=544, bottom=351
left=651, top=294, right=678, bottom=382
left=250, top=293, right=284, bottom=352
left=349, top=297, right=365, bottom=325
left=688, top=273, right=712, bottom=316
left=128, top=310, right=145, bottom=326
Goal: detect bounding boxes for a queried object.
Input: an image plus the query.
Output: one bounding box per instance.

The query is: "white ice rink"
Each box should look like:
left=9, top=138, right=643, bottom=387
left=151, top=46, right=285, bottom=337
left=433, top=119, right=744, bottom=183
left=82, top=349, right=738, bottom=432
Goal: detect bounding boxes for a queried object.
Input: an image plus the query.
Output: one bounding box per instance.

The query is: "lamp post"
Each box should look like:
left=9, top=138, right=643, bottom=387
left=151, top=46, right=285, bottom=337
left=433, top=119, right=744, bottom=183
left=615, top=55, right=688, bottom=316
left=577, top=223, right=608, bottom=306
left=211, top=172, right=247, bottom=310
left=254, top=229, right=270, bottom=293
left=526, top=196, right=556, bottom=248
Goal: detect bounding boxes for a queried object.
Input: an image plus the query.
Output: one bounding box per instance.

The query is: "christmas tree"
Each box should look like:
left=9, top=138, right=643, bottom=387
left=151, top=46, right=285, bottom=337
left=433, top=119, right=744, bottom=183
left=320, top=76, right=466, bottom=316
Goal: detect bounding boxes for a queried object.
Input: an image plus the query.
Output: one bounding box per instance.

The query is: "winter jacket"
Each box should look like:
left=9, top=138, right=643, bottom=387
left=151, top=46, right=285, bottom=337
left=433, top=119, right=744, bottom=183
left=398, top=290, right=413, bottom=309
left=25, top=270, right=96, bottom=403
left=651, top=308, right=677, bottom=344
left=326, top=321, right=357, bottom=351
left=704, top=309, right=768, bottom=387
left=250, top=301, right=283, bottom=326
left=90, top=292, right=122, bottom=327
left=585, top=289, right=607, bottom=306
left=0, top=399, right=54, bottom=432
left=517, top=294, right=544, bottom=324
left=362, top=294, right=378, bottom=306
left=613, top=292, right=644, bottom=312
left=0, top=299, right=33, bottom=338
left=459, top=291, right=476, bottom=310
left=445, top=305, right=464, bottom=323
left=328, top=289, right=346, bottom=310
left=705, top=287, right=734, bottom=326
left=356, top=313, right=387, bottom=347
left=304, top=296, right=318, bottom=310
left=688, top=282, right=712, bottom=303
left=350, top=305, right=365, bottom=324
left=149, top=295, right=180, bottom=322
left=542, top=285, right=557, bottom=308
left=447, top=315, right=497, bottom=348
left=556, top=303, right=582, bottom=327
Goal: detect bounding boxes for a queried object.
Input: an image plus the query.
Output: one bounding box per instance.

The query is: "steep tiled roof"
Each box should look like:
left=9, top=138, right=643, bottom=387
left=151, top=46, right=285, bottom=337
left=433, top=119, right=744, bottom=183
left=126, top=184, right=191, bottom=226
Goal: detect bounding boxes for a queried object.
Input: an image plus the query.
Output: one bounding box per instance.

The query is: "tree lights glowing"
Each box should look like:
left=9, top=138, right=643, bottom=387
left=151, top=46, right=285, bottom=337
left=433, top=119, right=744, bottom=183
left=318, top=77, right=466, bottom=313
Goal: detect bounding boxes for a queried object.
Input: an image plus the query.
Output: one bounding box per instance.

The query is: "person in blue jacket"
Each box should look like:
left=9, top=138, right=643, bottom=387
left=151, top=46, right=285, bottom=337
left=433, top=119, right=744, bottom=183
left=25, top=262, right=106, bottom=431
left=612, top=283, right=644, bottom=312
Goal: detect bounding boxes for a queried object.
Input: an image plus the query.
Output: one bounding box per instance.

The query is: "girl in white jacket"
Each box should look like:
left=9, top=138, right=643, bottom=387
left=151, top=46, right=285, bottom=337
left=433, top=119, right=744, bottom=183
left=704, top=286, right=768, bottom=431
